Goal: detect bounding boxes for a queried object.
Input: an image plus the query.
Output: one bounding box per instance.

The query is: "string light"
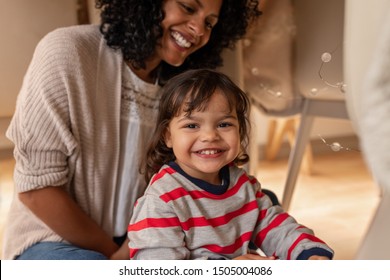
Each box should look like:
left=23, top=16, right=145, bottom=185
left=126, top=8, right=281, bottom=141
left=318, top=48, right=347, bottom=93
left=243, top=18, right=355, bottom=155
left=246, top=48, right=346, bottom=99
left=255, top=82, right=283, bottom=98
left=319, top=135, right=360, bottom=152
left=247, top=63, right=294, bottom=101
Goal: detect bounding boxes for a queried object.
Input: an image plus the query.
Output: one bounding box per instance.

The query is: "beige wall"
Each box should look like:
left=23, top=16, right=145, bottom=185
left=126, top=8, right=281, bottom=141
left=0, top=0, right=79, bottom=148
left=87, top=0, right=100, bottom=24
left=0, top=0, right=78, bottom=118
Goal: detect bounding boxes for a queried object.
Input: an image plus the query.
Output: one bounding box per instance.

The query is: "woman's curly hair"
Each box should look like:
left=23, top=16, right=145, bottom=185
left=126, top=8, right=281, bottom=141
left=142, top=69, right=251, bottom=183
left=96, top=0, right=261, bottom=83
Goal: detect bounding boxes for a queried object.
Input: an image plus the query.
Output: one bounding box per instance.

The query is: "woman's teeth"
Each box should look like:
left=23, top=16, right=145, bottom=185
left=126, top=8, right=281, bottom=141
left=172, top=31, right=191, bottom=48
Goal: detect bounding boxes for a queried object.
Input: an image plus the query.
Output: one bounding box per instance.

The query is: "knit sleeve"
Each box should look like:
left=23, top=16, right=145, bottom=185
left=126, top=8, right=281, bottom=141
left=6, top=28, right=79, bottom=192
left=252, top=181, right=334, bottom=260
left=128, top=194, right=190, bottom=260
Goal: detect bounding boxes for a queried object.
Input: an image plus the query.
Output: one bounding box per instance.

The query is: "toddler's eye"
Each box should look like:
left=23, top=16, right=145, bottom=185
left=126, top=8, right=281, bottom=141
left=219, top=122, right=232, bottom=128
left=185, top=124, right=198, bottom=129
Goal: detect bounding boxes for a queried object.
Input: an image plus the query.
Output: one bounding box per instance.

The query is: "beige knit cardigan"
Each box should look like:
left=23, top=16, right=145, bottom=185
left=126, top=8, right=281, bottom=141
left=4, top=24, right=125, bottom=259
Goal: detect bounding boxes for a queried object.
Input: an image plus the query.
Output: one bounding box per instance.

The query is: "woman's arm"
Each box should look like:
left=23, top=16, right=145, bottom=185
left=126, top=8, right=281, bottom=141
left=19, top=186, right=119, bottom=258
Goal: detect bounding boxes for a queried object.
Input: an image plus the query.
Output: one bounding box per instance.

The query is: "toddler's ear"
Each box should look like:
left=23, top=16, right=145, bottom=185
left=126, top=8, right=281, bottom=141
left=164, top=128, right=173, bottom=148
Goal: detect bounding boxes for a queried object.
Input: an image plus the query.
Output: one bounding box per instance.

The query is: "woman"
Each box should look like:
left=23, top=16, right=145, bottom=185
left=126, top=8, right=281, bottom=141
left=3, top=0, right=260, bottom=259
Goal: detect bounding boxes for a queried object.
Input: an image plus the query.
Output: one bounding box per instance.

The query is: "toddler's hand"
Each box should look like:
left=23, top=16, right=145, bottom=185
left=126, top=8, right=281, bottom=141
left=233, top=253, right=276, bottom=260
left=308, top=255, right=330, bottom=260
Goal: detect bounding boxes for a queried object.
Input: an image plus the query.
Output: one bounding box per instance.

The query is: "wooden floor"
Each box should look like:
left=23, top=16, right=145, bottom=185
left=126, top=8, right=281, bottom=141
left=0, top=150, right=380, bottom=259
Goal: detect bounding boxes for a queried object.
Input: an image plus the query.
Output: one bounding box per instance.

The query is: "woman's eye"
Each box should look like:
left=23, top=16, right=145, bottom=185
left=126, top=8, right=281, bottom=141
left=180, top=3, right=194, bottom=14
left=205, top=21, right=214, bottom=30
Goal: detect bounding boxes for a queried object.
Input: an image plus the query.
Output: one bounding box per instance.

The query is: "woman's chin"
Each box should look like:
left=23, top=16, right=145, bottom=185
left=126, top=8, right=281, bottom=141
left=165, top=58, right=186, bottom=67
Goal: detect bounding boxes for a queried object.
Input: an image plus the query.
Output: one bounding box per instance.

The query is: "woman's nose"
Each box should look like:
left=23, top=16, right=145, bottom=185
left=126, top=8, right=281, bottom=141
left=188, top=18, right=205, bottom=37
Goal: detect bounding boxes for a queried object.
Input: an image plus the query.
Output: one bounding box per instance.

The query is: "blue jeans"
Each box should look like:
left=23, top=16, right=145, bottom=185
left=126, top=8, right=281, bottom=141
left=15, top=242, right=107, bottom=260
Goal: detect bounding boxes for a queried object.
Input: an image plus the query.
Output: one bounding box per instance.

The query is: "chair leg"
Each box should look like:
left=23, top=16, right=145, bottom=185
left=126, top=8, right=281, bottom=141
left=265, top=118, right=295, bottom=160
left=265, top=117, right=313, bottom=175
left=282, top=111, right=314, bottom=210
left=265, top=119, right=277, bottom=160
left=289, top=117, right=314, bottom=175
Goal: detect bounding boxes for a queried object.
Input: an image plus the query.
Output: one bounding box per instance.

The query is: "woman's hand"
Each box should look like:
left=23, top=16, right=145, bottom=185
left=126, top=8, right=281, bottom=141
left=110, top=238, right=130, bottom=260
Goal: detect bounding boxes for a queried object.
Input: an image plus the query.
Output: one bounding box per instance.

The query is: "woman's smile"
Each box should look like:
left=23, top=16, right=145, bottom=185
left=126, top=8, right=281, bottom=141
left=171, top=31, right=192, bottom=49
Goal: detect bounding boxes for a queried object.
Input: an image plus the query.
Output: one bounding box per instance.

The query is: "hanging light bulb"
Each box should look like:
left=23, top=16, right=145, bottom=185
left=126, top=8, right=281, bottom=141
left=321, top=52, right=332, bottom=63
left=274, top=91, right=282, bottom=98
left=330, top=142, right=342, bottom=152
left=319, top=135, right=360, bottom=152
left=337, top=82, right=347, bottom=93
left=318, top=49, right=346, bottom=94
left=251, top=67, right=259, bottom=76
left=310, top=88, right=318, bottom=96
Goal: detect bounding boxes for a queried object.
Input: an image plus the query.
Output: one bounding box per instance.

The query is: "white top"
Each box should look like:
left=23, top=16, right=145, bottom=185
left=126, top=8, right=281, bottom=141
left=115, top=63, right=160, bottom=235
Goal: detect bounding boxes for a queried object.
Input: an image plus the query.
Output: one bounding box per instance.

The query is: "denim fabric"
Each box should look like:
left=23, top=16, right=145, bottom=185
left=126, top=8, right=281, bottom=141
left=15, top=242, right=107, bottom=260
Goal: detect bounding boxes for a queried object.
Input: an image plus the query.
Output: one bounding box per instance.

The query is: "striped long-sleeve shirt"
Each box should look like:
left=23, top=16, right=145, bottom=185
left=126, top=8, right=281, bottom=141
left=128, top=163, right=334, bottom=260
